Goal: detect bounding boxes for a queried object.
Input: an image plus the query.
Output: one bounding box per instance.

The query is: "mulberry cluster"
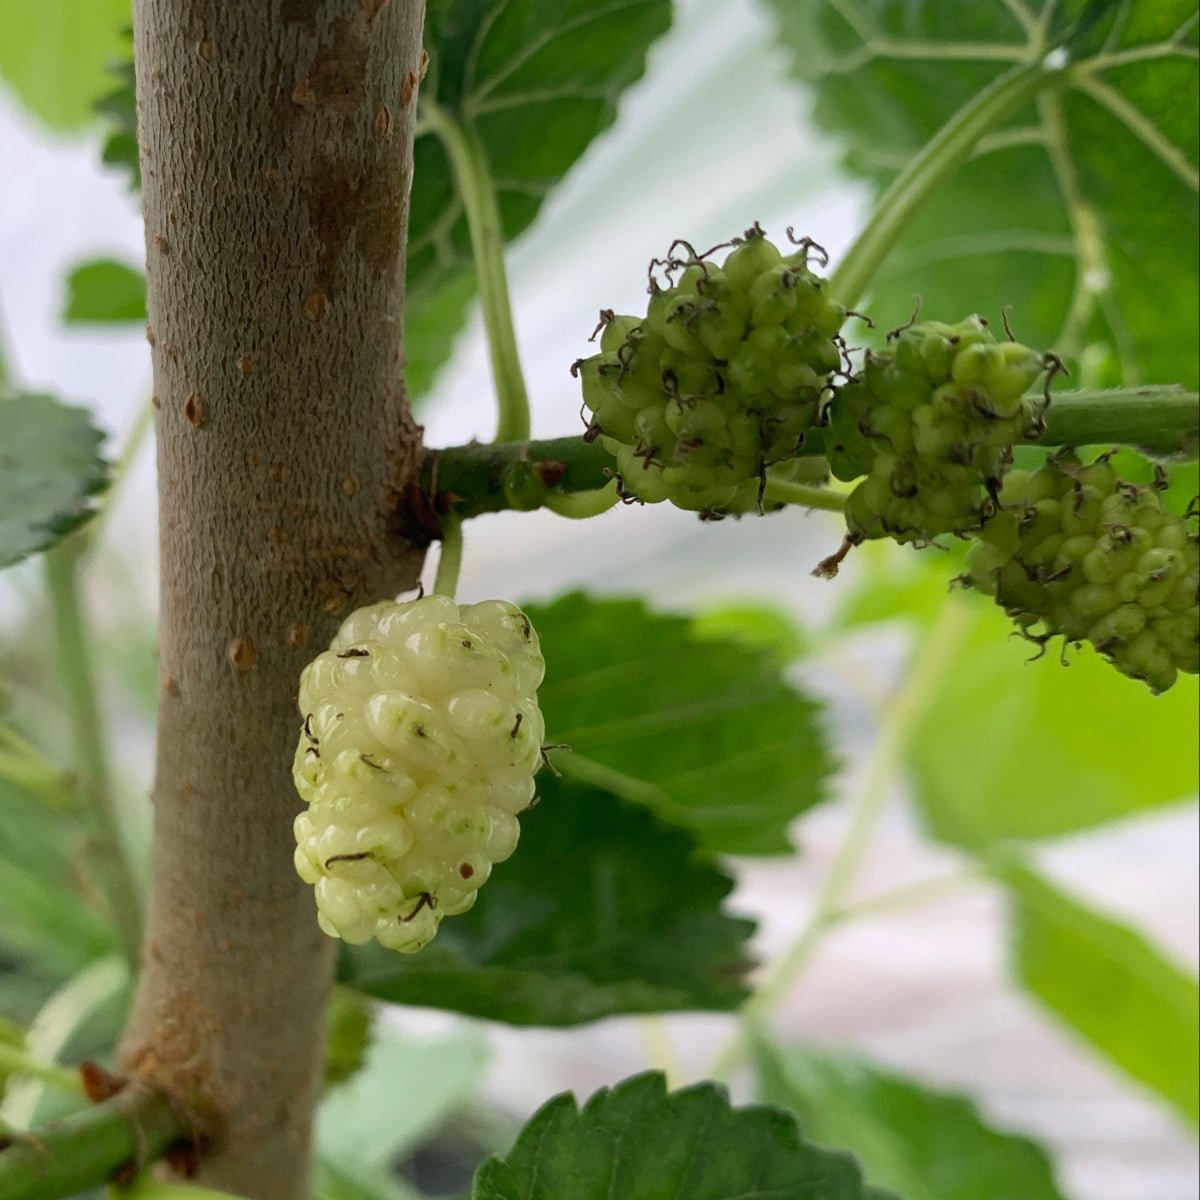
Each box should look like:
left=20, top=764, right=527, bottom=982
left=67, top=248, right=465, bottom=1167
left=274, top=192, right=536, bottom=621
left=292, top=595, right=545, bottom=953
left=825, top=316, right=1048, bottom=548
left=965, top=454, right=1199, bottom=692
left=575, top=228, right=846, bottom=513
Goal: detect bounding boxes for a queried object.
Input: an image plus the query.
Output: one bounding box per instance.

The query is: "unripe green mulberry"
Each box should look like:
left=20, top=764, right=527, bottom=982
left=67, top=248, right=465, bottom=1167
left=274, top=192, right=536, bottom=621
left=825, top=316, right=1047, bottom=547
left=964, top=454, right=1199, bottom=692
left=292, top=595, right=545, bottom=952
left=575, top=227, right=845, bottom=514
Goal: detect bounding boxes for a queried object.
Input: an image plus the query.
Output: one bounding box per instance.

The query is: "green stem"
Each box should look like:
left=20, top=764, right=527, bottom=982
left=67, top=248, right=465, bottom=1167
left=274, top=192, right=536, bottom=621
left=121, top=1175, right=244, bottom=1200
left=760, top=478, right=846, bottom=513
left=0, top=1087, right=182, bottom=1200
left=424, top=437, right=614, bottom=519
left=424, top=382, right=1200, bottom=520
left=423, top=103, right=531, bottom=442
left=1041, top=386, right=1199, bottom=458
left=432, top=517, right=464, bottom=599
left=0, top=1047, right=83, bottom=1099
left=828, top=865, right=987, bottom=925
left=830, top=60, right=1058, bottom=309
left=708, top=595, right=975, bottom=1083
left=44, top=543, right=142, bottom=964
left=542, top=483, right=620, bottom=519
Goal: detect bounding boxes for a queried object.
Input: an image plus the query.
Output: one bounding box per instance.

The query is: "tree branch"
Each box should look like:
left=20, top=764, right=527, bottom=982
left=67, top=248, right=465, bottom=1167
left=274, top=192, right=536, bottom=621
left=1041, top=386, right=1199, bottom=458
left=423, top=386, right=1200, bottom=519
left=119, top=3, right=427, bottom=1194
left=0, top=1087, right=183, bottom=1200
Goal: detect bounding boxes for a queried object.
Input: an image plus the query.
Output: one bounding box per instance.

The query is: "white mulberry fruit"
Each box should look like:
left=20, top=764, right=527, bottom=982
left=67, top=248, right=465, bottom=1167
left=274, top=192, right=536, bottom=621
left=964, top=453, right=1199, bottom=693
left=292, top=594, right=545, bottom=952
left=825, top=316, right=1047, bottom=546
left=575, top=226, right=845, bottom=514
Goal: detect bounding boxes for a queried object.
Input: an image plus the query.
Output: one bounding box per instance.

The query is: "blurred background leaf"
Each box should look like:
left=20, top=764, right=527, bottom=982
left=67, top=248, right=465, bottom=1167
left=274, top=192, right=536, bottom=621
left=1001, top=861, right=1200, bottom=1126
left=906, top=597, right=1198, bottom=848
left=62, top=259, right=145, bottom=325
left=754, top=1039, right=1069, bottom=1200
left=0, top=0, right=131, bottom=131
left=318, top=1022, right=488, bottom=1200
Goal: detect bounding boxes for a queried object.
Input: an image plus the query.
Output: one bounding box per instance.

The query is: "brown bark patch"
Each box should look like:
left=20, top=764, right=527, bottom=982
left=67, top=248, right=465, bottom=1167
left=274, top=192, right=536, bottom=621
left=236, top=353, right=255, bottom=376
left=304, top=155, right=404, bottom=294
left=303, top=288, right=328, bottom=322
left=280, top=0, right=323, bottom=29
left=227, top=638, right=259, bottom=673
left=81, top=1060, right=127, bottom=1102
left=400, top=70, right=418, bottom=108
left=309, top=19, right=368, bottom=114
left=183, top=392, right=207, bottom=428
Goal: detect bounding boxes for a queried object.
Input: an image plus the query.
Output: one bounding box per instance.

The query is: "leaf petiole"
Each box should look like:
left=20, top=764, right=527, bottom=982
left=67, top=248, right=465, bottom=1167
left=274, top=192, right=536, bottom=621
left=422, top=102, right=531, bottom=443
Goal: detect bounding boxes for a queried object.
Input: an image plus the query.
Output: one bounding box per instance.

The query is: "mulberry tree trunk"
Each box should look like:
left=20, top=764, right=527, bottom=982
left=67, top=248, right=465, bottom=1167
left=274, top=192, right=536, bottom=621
left=118, top=2, right=427, bottom=1194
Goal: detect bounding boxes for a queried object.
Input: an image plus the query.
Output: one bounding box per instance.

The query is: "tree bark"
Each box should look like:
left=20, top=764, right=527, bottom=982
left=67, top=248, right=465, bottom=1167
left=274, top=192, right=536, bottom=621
left=119, top=2, right=427, bottom=1194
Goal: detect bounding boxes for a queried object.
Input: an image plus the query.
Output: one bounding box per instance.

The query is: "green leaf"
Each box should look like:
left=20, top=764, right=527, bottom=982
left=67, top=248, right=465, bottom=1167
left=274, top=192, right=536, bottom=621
left=528, top=593, right=836, bottom=856
left=906, top=596, right=1198, bottom=847
left=1001, top=863, right=1199, bottom=1125
left=0, top=733, right=118, bottom=980
left=691, top=602, right=808, bottom=663
left=473, top=1071, right=891, bottom=1200
left=0, top=0, right=133, bottom=130
left=772, top=0, right=1200, bottom=387
left=0, top=956, right=127, bottom=1130
left=831, top=540, right=964, bottom=633
left=0, top=393, right=107, bottom=570
left=403, top=268, right=479, bottom=401
left=94, top=35, right=139, bottom=190
left=408, top=0, right=672, bottom=396
left=62, top=260, right=147, bottom=325
left=322, top=987, right=373, bottom=1091
left=754, top=1040, right=1067, bottom=1200
left=319, top=1023, right=487, bottom=1197
left=338, top=776, right=755, bottom=1026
